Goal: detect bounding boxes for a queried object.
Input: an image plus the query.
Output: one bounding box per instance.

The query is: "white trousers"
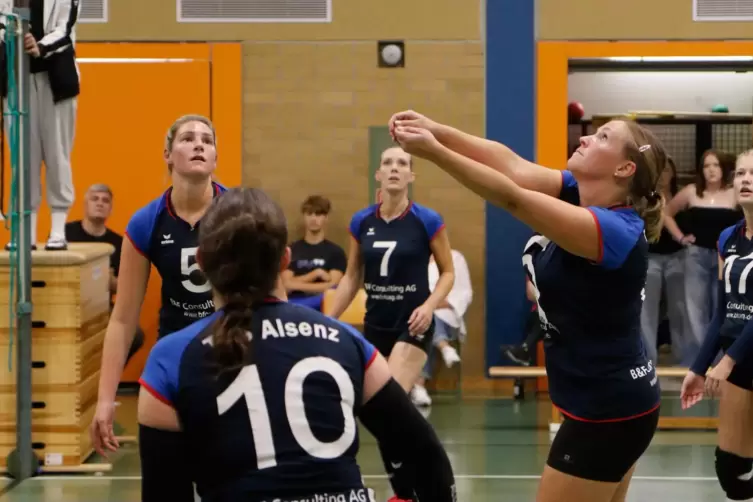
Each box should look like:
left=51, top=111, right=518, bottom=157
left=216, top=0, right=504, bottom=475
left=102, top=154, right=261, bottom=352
left=29, top=71, right=76, bottom=212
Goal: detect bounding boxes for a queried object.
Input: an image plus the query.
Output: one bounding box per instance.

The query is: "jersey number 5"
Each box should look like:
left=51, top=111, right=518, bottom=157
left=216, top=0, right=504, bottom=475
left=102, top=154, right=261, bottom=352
left=216, top=356, right=357, bottom=469
left=373, top=241, right=397, bottom=277
left=181, top=247, right=211, bottom=294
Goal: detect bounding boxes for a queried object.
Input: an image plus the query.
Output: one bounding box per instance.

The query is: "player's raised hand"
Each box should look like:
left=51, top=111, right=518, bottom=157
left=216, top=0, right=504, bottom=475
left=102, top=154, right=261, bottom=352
left=393, top=126, right=441, bottom=158
left=389, top=110, right=438, bottom=140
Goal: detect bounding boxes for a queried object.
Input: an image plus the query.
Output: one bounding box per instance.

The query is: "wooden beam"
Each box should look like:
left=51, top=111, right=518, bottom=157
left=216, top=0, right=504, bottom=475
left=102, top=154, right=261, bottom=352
left=489, top=366, right=692, bottom=378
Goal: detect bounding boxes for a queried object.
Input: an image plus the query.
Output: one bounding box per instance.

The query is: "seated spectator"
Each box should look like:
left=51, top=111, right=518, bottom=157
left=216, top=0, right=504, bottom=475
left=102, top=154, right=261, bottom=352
left=283, top=195, right=347, bottom=311
left=500, top=277, right=544, bottom=366
left=412, top=249, right=472, bottom=407
left=66, top=183, right=143, bottom=363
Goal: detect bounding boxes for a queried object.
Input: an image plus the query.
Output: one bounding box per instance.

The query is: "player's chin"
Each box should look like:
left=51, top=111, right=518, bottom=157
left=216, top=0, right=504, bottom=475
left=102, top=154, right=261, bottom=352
left=737, top=191, right=753, bottom=205
left=383, top=181, right=408, bottom=193
left=565, top=155, right=583, bottom=173
left=176, top=163, right=216, bottom=179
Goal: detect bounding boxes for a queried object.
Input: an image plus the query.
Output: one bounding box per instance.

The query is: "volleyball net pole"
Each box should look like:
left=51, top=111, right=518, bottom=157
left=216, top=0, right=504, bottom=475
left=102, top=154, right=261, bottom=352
left=5, top=0, right=35, bottom=481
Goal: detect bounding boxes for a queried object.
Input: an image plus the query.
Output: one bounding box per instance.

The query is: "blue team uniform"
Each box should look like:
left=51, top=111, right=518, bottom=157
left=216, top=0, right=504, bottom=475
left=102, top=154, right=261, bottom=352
left=125, top=182, right=226, bottom=338
left=525, top=171, right=660, bottom=421
left=705, top=221, right=753, bottom=390
left=139, top=299, right=378, bottom=501
left=349, top=202, right=444, bottom=353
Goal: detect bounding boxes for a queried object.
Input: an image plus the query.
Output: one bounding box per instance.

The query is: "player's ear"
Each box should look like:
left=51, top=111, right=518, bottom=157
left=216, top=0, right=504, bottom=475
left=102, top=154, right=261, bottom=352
left=279, top=246, right=291, bottom=272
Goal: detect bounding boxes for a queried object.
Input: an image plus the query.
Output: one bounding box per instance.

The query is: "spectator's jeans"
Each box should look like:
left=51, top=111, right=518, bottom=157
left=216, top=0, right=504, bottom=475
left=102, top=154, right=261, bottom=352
left=640, top=251, right=685, bottom=365
left=422, top=317, right=460, bottom=380
left=683, top=245, right=719, bottom=366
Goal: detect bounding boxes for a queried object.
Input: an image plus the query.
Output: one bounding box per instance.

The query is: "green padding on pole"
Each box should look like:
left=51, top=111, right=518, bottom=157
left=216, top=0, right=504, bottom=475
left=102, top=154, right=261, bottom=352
left=368, top=126, right=412, bottom=204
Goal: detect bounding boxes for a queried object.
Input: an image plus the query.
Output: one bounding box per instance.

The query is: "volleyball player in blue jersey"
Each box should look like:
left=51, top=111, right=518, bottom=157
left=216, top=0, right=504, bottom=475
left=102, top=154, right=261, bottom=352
left=391, top=110, right=667, bottom=502
left=91, top=115, right=226, bottom=457
left=327, top=146, right=454, bottom=502
left=682, top=150, right=753, bottom=502
left=136, top=187, right=456, bottom=502
left=328, top=146, right=454, bottom=390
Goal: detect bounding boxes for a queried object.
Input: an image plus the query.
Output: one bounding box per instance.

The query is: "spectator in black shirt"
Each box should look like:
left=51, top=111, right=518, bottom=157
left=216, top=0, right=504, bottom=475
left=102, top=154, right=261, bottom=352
left=283, top=195, right=347, bottom=311
left=66, top=183, right=143, bottom=362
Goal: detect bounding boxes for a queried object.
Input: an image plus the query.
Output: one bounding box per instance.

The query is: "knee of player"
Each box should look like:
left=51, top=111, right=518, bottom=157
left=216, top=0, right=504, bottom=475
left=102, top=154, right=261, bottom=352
left=715, top=447, right=753, bottom=499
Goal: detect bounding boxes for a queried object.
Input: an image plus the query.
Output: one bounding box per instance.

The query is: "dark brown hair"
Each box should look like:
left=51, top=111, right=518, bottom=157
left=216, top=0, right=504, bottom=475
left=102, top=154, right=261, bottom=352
left=301, top=195, right=331, bottom=215
left=695, top=149, right=735, bottom=197
left=198, top=187, right=288, bottom=370
left=622, top=121, right=670, bottom=243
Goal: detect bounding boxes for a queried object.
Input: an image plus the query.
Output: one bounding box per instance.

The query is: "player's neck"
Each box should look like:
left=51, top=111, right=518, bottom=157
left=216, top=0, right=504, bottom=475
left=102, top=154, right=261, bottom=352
left=379, top=193, right=410, bottom=221
left=743, top=207, right=753, bottom=239
left=82, top=218, right=106, bottom=237
left=577, top=180, right=627, bottom=209
left=171, top=176, right=214, bottom=217
left=304, top=230, right=324, bottom=245
left=213, top=282, right=288, bottom=311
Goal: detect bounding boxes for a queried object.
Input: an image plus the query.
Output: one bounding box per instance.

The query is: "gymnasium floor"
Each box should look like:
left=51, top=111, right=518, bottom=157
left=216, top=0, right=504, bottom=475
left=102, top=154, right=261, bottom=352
left=0, top=384, right=726, bottom=501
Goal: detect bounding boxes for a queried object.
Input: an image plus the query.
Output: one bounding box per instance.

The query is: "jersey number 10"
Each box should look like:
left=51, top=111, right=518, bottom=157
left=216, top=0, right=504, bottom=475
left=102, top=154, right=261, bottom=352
left=216, top=356, right=357, bottom=469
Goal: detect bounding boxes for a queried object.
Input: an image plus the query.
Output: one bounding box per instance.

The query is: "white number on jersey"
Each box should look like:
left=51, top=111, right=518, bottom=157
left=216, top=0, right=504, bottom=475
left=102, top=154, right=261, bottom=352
left=373, top=241, right=397, bottom=277
left=724, top=253, right=753, bottom=295
left=216, top=356, right=357, bottom=469
left=181, top=247, right=212, bottom=294
left=522, top=235, right=558, bottom=334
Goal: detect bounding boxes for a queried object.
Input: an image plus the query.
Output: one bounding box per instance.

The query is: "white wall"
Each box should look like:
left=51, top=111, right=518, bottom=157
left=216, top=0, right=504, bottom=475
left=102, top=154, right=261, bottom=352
left=567, top=71, right=753, bottom=117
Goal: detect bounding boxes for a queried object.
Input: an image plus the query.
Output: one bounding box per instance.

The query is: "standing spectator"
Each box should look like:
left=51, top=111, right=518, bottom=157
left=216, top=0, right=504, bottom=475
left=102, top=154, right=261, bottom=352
left=282, top=195, right=347, bottom=311
left=15, top=0, right=81, bottom=250
left=640, top=157, right=685, bottom=365
left=663, top=150, right=741, bottom=365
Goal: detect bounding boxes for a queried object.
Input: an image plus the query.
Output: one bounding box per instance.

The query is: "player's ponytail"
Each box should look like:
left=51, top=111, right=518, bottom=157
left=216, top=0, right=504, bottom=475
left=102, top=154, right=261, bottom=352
left=197, top=187, right=289, bottom=372
left=623, top=121, right=670, bottom=244
left=634, top=191, right=665, bottom=243
left=212, top=289, right=263, bottom=370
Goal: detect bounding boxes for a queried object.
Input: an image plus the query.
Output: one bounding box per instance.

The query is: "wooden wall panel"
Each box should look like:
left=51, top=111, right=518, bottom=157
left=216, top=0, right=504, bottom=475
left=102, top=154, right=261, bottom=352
left=78, top=0, right=480, bottom=42
left=241, top=41, right=488, bottom=394
left=538, top=0, right=753, bottom=40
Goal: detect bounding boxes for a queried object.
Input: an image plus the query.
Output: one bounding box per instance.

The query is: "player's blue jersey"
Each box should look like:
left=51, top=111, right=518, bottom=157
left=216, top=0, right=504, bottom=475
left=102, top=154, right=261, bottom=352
left=525, top=171, right=660, bottom=421
left=125, top=182, right=226, bottom=338
left=139, top=299, right=378, bottom=501
left=718, top=220, right=753, bottom=342
left=349, top=202, right=444, bottom=331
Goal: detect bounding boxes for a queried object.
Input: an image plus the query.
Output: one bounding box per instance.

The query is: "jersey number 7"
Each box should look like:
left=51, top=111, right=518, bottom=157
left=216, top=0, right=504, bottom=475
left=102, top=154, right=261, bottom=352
left=373, top=241, right=397, bottom=277
left=216, top=356, right=357, bottom=469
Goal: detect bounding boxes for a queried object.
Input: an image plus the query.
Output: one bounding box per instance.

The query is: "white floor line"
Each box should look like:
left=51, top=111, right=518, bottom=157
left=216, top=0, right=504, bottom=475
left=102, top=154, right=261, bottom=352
left=22, top=474, right=719, bottom=482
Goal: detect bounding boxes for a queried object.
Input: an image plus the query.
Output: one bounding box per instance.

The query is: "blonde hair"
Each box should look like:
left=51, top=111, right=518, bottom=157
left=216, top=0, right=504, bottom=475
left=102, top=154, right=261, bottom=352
left=622, top=121, right=669, bottom=243
left=165, top=114, right=217, bottom=173
left=737, top=149, right=753, bottom=166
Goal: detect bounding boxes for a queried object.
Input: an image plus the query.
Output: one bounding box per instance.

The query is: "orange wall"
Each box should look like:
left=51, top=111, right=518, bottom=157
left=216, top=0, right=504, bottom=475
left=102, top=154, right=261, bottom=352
left=535, top=40, right=753, bottom=391
left=0, top=43, right=242, bottom=383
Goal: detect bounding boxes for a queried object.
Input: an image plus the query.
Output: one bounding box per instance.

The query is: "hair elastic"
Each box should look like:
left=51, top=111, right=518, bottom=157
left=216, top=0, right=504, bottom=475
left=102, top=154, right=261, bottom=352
left=639, top=144, right=651, bottom=153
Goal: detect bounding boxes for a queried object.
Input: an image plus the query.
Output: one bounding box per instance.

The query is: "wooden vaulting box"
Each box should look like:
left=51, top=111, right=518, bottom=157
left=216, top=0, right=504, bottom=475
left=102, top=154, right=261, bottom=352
left=0, top=243, right=113, bottom=468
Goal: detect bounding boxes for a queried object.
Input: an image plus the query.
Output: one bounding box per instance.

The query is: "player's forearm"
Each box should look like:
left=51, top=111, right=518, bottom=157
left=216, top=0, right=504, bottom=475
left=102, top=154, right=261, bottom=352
left=425, top=272, right=454, bottom=311
left=327, top=274, right=360, bottom=319
left=97, top=321, right=137, bottom=403
left=435, top=123, right=521, bottom=179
